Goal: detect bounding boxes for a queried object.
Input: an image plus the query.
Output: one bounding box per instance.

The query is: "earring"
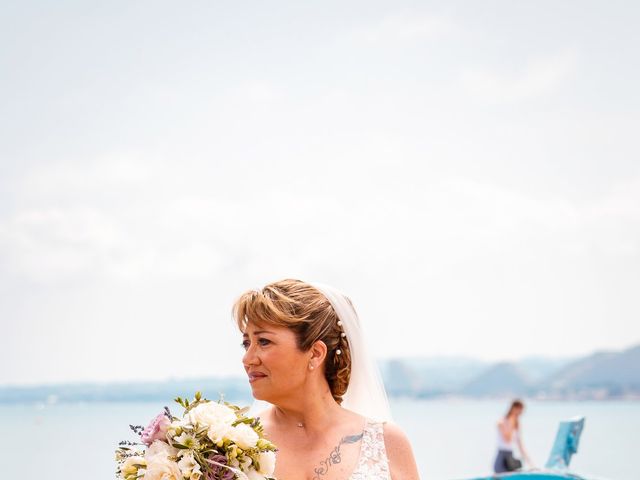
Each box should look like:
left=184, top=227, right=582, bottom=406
left=309, top=364, right=314, bottom=370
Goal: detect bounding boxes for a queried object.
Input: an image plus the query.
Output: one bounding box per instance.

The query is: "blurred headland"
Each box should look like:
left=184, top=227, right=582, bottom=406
left=2, top=344, right=639, bottom=404
left=384, top=343, right=640, bottom=400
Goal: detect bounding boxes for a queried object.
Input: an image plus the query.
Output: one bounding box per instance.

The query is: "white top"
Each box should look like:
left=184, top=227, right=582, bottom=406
left=497, top=424, right=518, bottom=451
left=348, top=420, right=391, bottom=480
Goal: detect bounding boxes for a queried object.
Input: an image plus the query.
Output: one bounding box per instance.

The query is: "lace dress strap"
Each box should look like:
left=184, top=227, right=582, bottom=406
left=349, top=420, right=391, bottom=480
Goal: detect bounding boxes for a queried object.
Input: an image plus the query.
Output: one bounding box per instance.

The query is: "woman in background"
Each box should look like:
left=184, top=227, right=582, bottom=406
left=494, top=399, right=533, bottom=473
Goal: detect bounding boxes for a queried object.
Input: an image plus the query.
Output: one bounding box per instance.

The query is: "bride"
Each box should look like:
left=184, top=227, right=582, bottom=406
left=234, top=279, right=420, bottom=480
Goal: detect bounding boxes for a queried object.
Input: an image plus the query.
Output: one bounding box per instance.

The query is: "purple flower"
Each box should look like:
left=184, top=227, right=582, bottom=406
left=140, top=412, right=171, bottom=446
left=206, top=455, right=235, bottom=480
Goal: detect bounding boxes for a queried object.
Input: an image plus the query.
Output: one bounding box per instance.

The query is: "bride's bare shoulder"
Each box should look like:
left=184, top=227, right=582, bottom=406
left=339, top=407, right=371, bottom=430
left=383, top=422, right=412, bottom=447
left=383, top=422, right=420, bottom=479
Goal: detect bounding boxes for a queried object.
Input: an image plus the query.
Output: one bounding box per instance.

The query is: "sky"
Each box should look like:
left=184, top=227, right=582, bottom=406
left=1, top=1, right=639, bottom=385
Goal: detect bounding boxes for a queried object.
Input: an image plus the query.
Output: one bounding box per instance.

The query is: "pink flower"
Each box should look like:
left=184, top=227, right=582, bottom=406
left=141, top=413, right=171, bottom=446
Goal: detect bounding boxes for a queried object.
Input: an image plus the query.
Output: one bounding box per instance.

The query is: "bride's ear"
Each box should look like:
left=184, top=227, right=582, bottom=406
left=308, top=340, right=328, bottom=369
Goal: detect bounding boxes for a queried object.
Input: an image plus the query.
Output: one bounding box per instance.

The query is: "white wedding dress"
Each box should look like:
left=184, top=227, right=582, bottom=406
left=348, top=419, right=391, bottom=480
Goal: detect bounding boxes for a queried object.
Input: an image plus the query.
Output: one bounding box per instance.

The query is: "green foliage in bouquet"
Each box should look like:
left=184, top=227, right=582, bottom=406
left=115, top=392, right=277, bottom=480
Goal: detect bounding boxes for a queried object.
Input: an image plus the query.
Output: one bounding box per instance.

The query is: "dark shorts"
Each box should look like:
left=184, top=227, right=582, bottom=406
left=494, top=449, right=522, bottom=473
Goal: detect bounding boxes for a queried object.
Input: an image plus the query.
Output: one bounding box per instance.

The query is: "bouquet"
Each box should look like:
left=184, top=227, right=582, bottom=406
left=115, top=392, right=277, bottom=480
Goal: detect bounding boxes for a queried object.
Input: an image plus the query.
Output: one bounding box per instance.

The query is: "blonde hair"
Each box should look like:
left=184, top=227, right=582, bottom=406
left=233, top=279, right=352, bottom=404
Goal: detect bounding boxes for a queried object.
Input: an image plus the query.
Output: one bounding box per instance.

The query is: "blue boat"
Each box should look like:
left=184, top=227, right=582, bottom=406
left=466, top=417, right=595, bottom=480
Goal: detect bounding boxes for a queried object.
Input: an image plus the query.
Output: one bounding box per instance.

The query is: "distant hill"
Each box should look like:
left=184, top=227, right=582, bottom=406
left=2, top=345, right=638, bottom=404
left=543, top=345, right=640, bottom=396
left=460, top=362, right=533, bottom=397
left=380, top=345, right=639, bottom=400
left=383, top=359, right=421, bottom=396
left=516, top=356, right=573, bottom=382
left=380, top=355, right=570, bottom=397
left=381, top=356, right=488, bottom=394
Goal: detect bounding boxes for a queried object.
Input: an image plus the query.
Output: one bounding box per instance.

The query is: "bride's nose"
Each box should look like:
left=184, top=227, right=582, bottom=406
left=242, top=343, right=260, bottom=367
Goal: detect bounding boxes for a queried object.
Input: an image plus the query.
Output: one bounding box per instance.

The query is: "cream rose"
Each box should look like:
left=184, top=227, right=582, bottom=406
left=245, top=469, right=267, bottom=480
left=207, top=422, right=232, bottom=446
left=188, top=402, right=236, bottom=429
left=144, top=440, right=178, bottom=461
left=257, top=450, right=276, bottom=476
left=227, top=423, right=259, bottom=449
left=144, top=455, right=182, bottom=480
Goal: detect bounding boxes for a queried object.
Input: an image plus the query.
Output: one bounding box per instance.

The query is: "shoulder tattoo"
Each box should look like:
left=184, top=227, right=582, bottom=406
left=312, top=432, right=364, bottom=479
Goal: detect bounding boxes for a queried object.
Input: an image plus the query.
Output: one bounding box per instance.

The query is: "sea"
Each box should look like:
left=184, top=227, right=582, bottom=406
left=1, top=398, right=637, bottom=480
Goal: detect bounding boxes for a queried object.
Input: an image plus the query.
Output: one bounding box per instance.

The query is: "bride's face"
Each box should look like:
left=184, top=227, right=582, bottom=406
left=242, top=321, right=310, bottom=403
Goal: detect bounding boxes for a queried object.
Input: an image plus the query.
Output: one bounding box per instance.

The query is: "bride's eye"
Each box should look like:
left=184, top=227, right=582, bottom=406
left=258, top=338, right=271, bottom=346
left=241, top=340, right=250, bottom=350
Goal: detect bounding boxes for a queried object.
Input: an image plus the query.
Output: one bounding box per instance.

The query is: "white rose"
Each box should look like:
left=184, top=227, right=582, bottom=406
left=145, top=440, right=178, bottom=461
left=257, top=451, right=276, bottom=476
left=245, top=468, right=267, bottom=480
left=188, top=402, right=236, bottom=429
left=227, top=423, right=259, bottom=450
left=189, top=402, right=237, bottom=445
left=144, top=455, right=182, bottom=480
left=207, top=422, right=233, bottom=446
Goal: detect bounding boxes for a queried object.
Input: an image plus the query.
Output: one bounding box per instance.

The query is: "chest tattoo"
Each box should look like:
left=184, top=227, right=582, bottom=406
left=311, top=432, right=364, bottom=479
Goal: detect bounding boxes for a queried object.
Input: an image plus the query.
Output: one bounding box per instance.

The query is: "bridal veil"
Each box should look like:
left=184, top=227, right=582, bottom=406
left=309, top=282, right=392, bottom=422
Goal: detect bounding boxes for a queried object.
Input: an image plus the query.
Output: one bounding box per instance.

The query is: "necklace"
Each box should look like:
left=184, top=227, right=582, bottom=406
left=297, top=422, right=304, bottom=428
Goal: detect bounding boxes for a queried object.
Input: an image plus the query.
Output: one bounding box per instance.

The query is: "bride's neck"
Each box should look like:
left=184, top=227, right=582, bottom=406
left=272, top=387, right=341, bottom=431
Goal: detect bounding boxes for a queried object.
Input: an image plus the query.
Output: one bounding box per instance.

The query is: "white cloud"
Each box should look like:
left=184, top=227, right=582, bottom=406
left=230, top=81, right=283, bottom=104
left=22, top=152, right=151, bottom=196
left=3, top=169, right=638, bottom=285
left=0, top=202, right=226, bottom=283
left=346, top=11, right=459, bottom=44
left=593, top=176, right=640, bottom=220
left=419, top=177, right=639, bottom=259
left=460, top=49, right=578, bottom=104
left=0, top=206, right=122, bottom=281
left=587, top=177, right=640, bottom=256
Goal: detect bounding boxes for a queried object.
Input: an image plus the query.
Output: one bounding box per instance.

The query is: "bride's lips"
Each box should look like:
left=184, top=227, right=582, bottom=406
left=248, top=372, right=267, bottom=383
